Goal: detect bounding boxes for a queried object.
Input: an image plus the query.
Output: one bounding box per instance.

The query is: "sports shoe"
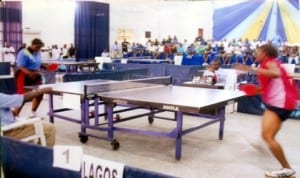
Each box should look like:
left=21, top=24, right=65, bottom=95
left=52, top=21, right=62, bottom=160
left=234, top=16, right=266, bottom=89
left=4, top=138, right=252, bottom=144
left=265, top=168, right=296, bottom=178
left=29, top=111, right=37, bottom=118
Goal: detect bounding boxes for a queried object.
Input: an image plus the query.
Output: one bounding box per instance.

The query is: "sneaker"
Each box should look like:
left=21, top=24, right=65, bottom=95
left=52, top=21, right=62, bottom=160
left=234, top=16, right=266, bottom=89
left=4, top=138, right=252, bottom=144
left=265, top=168, right=296, bottom=178
left=30, top=111, right=37, bottom=118
left=15, top=116, right=27, bottom=121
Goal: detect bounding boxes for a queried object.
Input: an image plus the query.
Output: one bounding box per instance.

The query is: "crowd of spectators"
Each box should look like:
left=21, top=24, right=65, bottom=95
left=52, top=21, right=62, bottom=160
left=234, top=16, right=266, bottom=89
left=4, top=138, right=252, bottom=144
left=110, top=36, right=300, bottom=66
left=0, top=42, right=76, bottom=66
left=40, top=43, right=76, bottom=60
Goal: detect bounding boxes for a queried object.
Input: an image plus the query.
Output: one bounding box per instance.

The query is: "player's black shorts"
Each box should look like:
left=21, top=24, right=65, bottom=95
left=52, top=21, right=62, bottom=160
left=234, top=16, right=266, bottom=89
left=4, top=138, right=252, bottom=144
left=264, top=104, right=292, bottom=121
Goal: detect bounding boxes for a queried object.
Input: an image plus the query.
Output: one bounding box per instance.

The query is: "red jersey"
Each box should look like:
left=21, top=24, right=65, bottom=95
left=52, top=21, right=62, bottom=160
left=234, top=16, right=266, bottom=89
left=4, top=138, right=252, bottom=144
left=258, top=57, right=297, bottom=110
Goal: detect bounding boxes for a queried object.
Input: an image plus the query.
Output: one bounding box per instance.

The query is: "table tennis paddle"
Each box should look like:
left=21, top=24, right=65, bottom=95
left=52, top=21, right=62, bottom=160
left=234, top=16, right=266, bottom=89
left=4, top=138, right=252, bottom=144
left=48, top=64, right=58, bottom=72
left=239, top=84, right=259, bottom=96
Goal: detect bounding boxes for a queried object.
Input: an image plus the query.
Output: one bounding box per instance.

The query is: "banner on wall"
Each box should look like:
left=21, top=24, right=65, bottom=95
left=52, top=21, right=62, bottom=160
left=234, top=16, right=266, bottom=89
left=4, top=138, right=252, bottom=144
left=213, top=0, right=300, bottom=44
left=117, top=28, right=133, bottom=42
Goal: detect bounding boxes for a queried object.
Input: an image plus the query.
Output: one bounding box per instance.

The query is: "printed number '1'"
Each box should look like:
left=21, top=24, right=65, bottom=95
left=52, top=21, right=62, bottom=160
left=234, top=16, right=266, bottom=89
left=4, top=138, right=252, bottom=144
left=63, top=149, right=70, bottom=164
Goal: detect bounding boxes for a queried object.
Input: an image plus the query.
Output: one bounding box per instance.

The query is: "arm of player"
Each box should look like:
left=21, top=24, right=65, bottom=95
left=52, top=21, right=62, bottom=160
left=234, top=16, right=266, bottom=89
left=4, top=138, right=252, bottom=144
left=23, top=87, right=52, bottom=102
left=235, top=62, right=280, bottom=78
left=40, top=63, right=49, bottom=70
left=252, top=61, right=280, bottom=78
left=18, top=66, right=41, bottom=79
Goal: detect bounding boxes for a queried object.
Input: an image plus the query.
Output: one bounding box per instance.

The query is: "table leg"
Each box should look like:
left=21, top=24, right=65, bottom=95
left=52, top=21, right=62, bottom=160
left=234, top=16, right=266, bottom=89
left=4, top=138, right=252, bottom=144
left=218, top=107, right=226, bottom=140
left=105, top=103, right=114, bottom=140
left=48, top=94, right=54, bottom=123
left=94, top=98, right=99, bottom=126
left=175, top=111, right=183, bottom=160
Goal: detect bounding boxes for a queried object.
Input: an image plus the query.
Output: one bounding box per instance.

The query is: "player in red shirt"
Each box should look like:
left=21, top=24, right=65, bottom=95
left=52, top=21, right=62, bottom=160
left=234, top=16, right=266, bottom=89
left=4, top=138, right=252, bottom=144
left=235, top=44, right=297, bottom=178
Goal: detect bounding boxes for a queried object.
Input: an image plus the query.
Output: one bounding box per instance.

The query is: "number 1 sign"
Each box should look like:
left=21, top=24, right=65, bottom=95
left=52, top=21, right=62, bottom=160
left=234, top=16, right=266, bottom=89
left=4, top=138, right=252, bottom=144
left=53, top=145, right=83, bottom=171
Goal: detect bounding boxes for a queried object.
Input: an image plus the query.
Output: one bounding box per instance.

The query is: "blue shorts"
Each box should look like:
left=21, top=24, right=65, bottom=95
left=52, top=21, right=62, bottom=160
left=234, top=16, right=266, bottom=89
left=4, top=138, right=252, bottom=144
left=265, top=104, right=292, bottom=121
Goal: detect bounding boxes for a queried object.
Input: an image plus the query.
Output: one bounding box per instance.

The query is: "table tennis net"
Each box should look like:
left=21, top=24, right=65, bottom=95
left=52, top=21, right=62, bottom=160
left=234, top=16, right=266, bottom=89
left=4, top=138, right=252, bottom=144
left=84, top=76, right=172, bottom=96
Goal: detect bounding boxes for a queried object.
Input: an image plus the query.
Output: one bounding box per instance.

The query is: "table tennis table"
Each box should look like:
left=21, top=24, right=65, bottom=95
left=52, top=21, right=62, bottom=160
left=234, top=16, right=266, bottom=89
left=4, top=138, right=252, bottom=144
left=42, top=60, right=99, bottom=73
left=34, top=77, right=244, bottom=160
left=27, top=79, right=114, bottom=135
left=28, top=77, right=172, bottom=146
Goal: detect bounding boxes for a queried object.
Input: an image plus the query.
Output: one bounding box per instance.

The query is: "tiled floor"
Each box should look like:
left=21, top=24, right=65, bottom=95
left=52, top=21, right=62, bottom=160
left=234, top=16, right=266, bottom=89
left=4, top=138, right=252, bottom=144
left=20, top=96, right=300, bottom=178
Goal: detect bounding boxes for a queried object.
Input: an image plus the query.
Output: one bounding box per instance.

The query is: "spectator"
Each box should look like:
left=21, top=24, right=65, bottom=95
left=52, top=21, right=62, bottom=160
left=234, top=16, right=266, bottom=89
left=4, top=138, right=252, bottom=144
left=51, top=45, right=60, bottom=60
left=68, top=43, right=76, bottom=58
left=2, top=42, right=16, bottom=65
left=101, top=49, right=110, bottom=57
left=202, top=59, right=221, bottom=84
left=111, top=41, right=121, bottom=58
left=0, top=87, right=55, bottom=147
left=61, top=44, right=69, bottom=59
left=121, top=39, right=130, bottom=54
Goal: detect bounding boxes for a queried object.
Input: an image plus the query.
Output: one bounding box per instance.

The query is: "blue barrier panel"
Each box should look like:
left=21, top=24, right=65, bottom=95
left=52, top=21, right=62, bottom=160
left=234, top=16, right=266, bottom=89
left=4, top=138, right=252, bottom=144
left=192, top=55, right=204, bottom=66
left=0, top=137, right=177, bottom=178
left=113, top=63, right=168, bottom=77
left=166, top=65, right=205, bottom=85
left=104, top=64, right=207, bottom=85
left=0, top=62, right=11, bottom=75
left=181, top=56, right=194, bottom=65
left=0, top=76, right=16, bottom=94
left=237, top=95, right=264, bottom=115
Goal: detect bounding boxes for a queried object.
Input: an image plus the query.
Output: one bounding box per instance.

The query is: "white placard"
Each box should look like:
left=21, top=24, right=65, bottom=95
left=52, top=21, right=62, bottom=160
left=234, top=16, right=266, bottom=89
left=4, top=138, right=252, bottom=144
left=63, top=93, right=81, bottom=110
left=82, top=154, right=124, bottom=178
left=219, top=69, right=238, bottom=90
left=121, top=59, right=127, bottom=64
left=281, top=63, right=295, bottom=77
left=53, top=145, right=83, bottom=171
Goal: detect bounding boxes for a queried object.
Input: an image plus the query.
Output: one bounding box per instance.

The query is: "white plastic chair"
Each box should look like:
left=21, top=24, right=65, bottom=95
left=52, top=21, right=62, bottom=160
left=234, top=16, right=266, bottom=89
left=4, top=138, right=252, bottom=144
left=174, top=55, right=183, bottom=65
left=95, top=56, right=103, bottom=70
left=95, top=56, right=112, bottom=70
left=281, top=63, right=295, bottom=77
left=218, top=69, right=239, bottom=113
left=1, top=117, right=46, bottom=146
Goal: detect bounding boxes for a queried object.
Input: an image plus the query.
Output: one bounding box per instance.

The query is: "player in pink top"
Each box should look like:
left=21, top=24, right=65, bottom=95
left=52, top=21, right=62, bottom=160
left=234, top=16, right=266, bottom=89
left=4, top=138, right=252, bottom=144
left=236, top=44, right=297, bottom=178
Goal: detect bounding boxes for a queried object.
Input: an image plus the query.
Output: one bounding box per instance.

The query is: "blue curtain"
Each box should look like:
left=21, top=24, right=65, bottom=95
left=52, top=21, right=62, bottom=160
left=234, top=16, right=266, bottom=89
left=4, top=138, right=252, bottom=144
left=0, top=2, right=22, bottom=51
left=75, top=1, right=109, bottom=61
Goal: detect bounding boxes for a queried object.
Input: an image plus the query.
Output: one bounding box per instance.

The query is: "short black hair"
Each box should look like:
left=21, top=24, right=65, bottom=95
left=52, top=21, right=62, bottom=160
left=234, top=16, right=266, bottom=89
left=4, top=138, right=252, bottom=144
left=259, top=44, right=278, bottom=58
left=31, top=38, right=44, bottom=46
left=211, top=58, right=221, bottom=65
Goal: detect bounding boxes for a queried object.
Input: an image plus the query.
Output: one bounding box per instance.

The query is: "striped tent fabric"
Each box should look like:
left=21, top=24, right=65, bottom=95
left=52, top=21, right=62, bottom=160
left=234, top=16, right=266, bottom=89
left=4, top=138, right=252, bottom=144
left=213, top=0, right=300, bottom=44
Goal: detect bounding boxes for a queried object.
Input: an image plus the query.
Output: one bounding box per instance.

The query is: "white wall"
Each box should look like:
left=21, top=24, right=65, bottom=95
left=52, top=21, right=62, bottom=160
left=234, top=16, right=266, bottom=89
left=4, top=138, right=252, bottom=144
left=159, top=1, right=213, bottom=43
left=109, top=1, right=213, bottom=45
left=22, top=0, right=214, bottom=48
left=109, top=1, right=161, bottom=45
left=22, top=0, right=76, bottom=48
